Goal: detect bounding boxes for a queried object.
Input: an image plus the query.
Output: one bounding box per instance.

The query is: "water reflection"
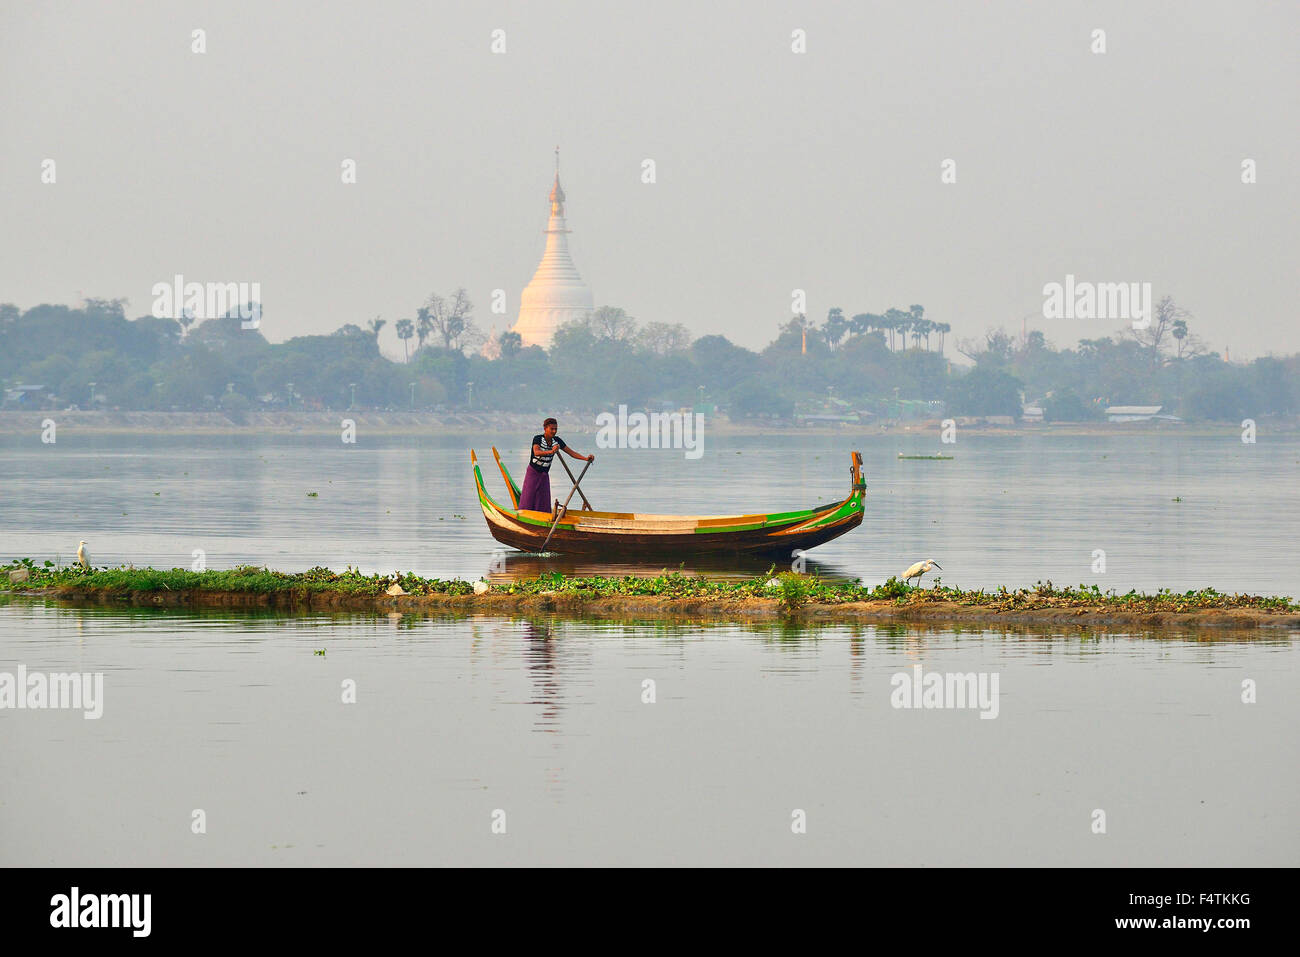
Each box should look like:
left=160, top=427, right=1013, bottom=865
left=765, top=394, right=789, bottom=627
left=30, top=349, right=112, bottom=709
left=486, top=550, right=859, bottom=583
left=522, top=619, right=562, bottom=734
left=10, top=596, right=1295, bottom=648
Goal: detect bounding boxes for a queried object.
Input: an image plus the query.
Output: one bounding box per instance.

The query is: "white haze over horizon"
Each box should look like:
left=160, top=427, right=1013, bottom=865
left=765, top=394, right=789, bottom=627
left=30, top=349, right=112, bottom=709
left=1, top=0, right=1295, bottom=361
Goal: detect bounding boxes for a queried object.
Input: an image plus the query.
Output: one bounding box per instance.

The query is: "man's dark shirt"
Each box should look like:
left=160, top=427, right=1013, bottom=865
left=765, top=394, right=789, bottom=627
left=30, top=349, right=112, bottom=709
left=529, top=434, right=567, bottom=472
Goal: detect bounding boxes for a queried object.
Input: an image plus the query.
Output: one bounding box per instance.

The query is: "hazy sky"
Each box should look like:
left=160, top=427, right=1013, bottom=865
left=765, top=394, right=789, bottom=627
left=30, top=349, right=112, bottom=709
left=2, top=1, right=1296, bottom=360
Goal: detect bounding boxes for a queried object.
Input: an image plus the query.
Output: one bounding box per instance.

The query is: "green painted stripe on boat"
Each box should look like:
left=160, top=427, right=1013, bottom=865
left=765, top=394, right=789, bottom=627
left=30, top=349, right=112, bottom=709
left=762, top=507, right=822, bottom=522
left=474, top=463, right=511, bottom=515
left=515, top=513, right=576, bottom=530
left=694, top=521, right=768, bottom=534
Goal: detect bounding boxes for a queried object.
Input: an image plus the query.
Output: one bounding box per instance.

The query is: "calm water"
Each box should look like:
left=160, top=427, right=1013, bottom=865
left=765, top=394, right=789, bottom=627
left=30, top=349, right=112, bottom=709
left=2, top=431, right=1297, bottom=865
left=1, top=430, right=1298, bottom=592
left=1, top=602, right=1296, bottom=866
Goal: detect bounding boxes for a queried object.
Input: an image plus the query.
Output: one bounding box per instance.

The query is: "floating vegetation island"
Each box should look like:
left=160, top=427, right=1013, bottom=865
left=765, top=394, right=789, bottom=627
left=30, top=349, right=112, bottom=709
left=4, top=560, right=1297, bottom=630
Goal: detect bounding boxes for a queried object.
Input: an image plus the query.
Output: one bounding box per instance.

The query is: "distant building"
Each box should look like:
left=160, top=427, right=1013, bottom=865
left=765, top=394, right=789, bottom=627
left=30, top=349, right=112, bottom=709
left=1022, top=404, right=1044, bottom=422
left=796, top=413, right=860, bottom=426
left=1106, top=405, right=1172, bottom=422
left=3, top=384, right=52, bottom=406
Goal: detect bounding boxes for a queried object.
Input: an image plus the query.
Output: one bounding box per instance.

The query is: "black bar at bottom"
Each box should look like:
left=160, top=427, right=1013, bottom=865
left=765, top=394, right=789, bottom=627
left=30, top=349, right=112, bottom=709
left=3, top=867, right=1286, bottom=944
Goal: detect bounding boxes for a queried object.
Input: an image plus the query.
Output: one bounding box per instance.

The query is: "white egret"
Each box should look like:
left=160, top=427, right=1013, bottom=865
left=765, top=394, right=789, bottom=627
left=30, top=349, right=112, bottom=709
left=76, top=541, right=90, bottom=571
left=901, top=559, right=941, bottom=588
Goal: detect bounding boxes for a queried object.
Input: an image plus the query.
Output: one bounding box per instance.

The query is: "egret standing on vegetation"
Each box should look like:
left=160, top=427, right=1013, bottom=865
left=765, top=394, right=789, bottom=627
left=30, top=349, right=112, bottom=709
left=77, top=541, right=90, bottom=571
left=901, top=559, right=940, bottom=588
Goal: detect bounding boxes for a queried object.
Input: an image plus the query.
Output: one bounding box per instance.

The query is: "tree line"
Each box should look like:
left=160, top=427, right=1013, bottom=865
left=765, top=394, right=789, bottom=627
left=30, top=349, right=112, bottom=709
left=0, top=294, right=1295, bottom=421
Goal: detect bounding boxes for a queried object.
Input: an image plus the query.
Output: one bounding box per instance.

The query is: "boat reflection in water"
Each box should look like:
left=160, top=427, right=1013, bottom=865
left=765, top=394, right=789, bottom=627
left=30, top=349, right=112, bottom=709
left=484, top=550, right=861, bottom=584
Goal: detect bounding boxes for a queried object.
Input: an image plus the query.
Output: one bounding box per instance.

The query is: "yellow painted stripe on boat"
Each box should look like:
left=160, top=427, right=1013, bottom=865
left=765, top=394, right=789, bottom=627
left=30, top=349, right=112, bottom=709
left=695, top=513, right=766, bottom=529
left=575, top=518, right=699, bottom=532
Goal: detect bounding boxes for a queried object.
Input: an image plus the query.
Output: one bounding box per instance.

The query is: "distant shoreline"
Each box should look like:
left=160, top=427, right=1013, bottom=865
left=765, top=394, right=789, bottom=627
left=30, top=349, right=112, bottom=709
left=1, top=410, right=1290, bottom=438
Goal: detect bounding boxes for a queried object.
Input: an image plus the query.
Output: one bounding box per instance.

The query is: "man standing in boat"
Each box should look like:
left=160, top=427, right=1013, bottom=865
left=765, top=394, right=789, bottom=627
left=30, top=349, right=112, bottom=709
left=520, top=417, right=593, bottom=513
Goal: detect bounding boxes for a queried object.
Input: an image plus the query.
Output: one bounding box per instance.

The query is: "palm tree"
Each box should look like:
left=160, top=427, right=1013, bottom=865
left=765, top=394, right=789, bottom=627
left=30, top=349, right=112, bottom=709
left=396, top=318, right=414, bottom=361
left=908, top=304, right=926, bottom=352
left=824, top=307, right=847, bottom=350
left=884, top=308, right=911, bottom=351
left=918, top=318, right=934, bottom=351
left=1172, top=319, right=1188, bottom=359
left=366, top=316, right=387, bottom=342
left=415, top=306, right=432, bottom=351
left=937, top=322, right=951, bottom=356
left=868, top=313, right=884, bottom=341
left=1171, top=318, right=1189, bottom=413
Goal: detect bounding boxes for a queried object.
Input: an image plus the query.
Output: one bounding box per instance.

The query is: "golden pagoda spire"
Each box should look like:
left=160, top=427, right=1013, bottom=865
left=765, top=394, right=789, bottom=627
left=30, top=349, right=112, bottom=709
left=549, top=146, right=565, bottom=216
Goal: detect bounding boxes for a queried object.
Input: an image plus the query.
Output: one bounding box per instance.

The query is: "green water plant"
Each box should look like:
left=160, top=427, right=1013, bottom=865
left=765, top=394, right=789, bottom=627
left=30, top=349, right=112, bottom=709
left=774, top=572, right=811, bottom=614
left=1, top=560, right=1295, bottom=613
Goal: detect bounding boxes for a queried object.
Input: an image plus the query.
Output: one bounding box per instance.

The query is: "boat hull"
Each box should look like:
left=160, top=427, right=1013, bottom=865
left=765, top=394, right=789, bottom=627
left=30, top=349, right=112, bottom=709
left=481, top=503, right=863, bottom=556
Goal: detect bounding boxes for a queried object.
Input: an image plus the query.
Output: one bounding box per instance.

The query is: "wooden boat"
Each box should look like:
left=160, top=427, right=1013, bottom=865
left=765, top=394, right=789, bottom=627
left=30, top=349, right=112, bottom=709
left=472, top=447, right=866, bottom=556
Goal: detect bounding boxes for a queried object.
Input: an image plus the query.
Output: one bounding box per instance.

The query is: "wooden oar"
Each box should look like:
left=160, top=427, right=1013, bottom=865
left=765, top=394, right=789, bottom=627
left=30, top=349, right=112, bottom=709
left=557, top=452, right=593, bottom=510
left=539, top=457, right=594, bottom=553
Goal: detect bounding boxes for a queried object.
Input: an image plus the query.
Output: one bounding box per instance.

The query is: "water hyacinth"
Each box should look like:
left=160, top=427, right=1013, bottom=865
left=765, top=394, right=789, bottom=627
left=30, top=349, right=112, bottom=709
left=2, top=559, right=1294, bottom=614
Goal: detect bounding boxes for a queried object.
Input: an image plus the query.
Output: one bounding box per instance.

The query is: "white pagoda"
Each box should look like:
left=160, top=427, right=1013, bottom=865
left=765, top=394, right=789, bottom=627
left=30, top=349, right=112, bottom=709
left=511, top=150, right=594, bottom=348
